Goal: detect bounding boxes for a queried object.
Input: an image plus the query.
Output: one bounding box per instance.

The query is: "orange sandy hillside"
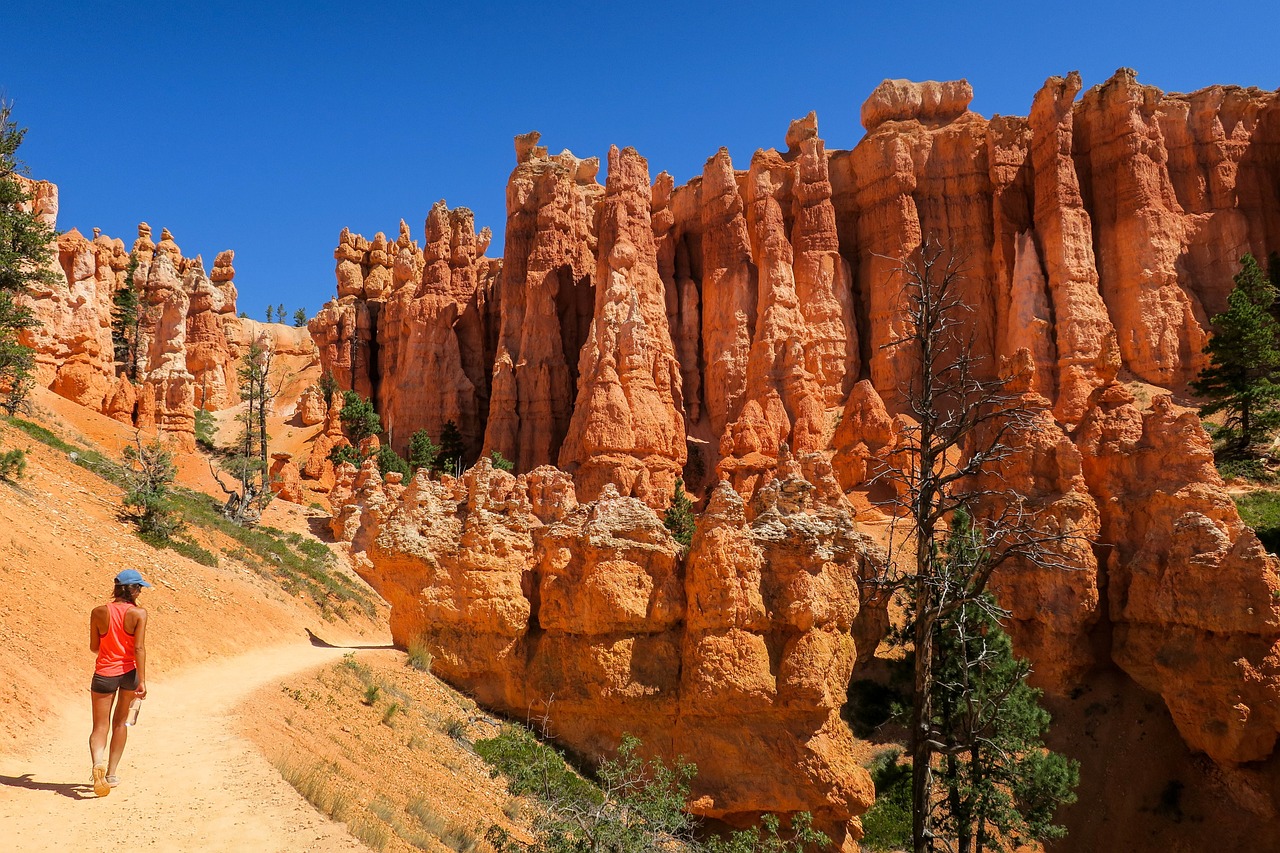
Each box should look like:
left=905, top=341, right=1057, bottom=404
left=0, top=387, right=387, bottom=753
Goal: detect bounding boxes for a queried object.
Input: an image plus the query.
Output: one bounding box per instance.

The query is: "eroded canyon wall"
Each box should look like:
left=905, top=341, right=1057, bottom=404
left=15, top=182, right=318, bottom=449
left=315, top=69, right=1279, bottom=501
left=333, top=456, right=884, bottom=848
left=313, top=69, right=1280, bottom=840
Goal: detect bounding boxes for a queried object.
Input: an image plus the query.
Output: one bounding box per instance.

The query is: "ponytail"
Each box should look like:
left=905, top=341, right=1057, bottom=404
left=112, top=583, right=140, bottom=604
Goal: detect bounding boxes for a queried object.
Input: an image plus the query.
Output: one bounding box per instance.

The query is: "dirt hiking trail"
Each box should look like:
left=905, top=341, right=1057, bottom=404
left=0, top=640, right=377, bottom=852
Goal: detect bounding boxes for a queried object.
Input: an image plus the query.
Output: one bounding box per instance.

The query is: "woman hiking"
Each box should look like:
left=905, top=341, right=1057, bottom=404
left=87, top=569, right=150, bottom=797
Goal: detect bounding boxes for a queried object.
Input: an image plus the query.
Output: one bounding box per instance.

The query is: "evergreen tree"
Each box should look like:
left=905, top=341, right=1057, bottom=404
left=375, top=444, right=411, bottom=478
left=293, top=308, right=307, bottom=327
left=276, top=303, right=286, bottom=324
left=407, top=429, right=439, bottom=473
left=111, top=253, right=142, bottom=379
left=0, top=101, right=55, bottom=414
left=318, top=371, right=339, bottom=408
left=339, top=390, right=381, bottom=444
left=264, top=305, right=273, bottom=323
left=1192, top=254, right=1280, bottom=450
left=662, top=478, right=696, bottom=547
left=435, top=419, right=464, bottom=476
left=929, top=516, right=1078, bottom=853
left=489, top=450, right=515, bottom=472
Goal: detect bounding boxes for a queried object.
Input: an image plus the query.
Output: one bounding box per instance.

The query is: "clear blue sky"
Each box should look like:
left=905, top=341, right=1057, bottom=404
left=3, top=1, right=1276, bottom=322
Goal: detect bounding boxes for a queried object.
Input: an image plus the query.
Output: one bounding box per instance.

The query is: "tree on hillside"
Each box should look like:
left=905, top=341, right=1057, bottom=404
left=408, top=428, right=439, bottom=474
left=435, top=419, right=464, bottom=476
left=1192, top=254, right=1280, bottom=451
left=276, top=303, right=285, bottom=324
left=0, top=101, right=56, bottom=414
left=875, top=240, right=1078, bottom=853
left=111, top=253, right=143, bottom=379
left=293, top=308, right=307, bottom=327
left=211, top=336, right=276, bottom=524
left=339, top=390, right=380, bottom=445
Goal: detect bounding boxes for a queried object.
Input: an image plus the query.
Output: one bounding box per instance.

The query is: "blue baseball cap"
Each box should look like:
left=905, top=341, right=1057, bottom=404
left=115, top=569, right=153, bottom=588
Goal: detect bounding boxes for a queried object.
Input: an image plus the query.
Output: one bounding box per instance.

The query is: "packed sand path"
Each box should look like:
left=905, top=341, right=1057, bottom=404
left=0, top=641, right=375, bottom=852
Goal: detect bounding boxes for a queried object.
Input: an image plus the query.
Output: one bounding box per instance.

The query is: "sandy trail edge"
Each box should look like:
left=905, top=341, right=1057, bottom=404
left=0, top=641, right=378, bottom=852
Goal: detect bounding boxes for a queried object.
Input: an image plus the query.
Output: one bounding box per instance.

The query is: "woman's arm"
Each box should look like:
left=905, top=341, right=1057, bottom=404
left=88, top=605, right=104, bottom=652
left=132, top=608, right=148, bottom=699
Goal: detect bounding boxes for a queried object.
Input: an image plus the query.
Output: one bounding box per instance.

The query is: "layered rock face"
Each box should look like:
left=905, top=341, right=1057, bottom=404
left=309, top=209, right=500, bottom=458
left=16, top=185, right=317, bottom=448
left=314, top=69, right=1278, bottom=506
left=337, top=458, right=883, bottom=847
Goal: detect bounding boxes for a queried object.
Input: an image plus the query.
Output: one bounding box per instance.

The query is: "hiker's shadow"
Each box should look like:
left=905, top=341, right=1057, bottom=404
left=0, top=773, right=96, bottom=800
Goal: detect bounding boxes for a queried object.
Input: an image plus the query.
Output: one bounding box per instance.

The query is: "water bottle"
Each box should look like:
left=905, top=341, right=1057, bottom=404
left=125, top=697, right=142, bottom=727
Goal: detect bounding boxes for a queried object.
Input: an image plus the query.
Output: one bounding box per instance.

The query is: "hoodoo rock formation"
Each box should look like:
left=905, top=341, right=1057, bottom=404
left=313, top=69, right=1280, bottom=838
left=336, top=457, right=884, bottom=848
left=16, top=184, right=319, bottom=449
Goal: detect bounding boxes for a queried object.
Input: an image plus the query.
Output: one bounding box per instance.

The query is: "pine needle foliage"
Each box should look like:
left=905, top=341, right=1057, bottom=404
left=1193, top=254, right=1280, bottom=450
left=663, top=478, right=696, bottom=547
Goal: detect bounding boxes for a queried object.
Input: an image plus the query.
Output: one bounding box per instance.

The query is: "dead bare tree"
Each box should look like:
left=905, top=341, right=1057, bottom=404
left=209, top=335, right=278, bottom=524
left=870, top=239, right=1081, bottom=853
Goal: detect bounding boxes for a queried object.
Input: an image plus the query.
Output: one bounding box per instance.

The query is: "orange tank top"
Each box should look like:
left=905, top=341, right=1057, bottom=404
left=95, top=601, right=137, bottom=677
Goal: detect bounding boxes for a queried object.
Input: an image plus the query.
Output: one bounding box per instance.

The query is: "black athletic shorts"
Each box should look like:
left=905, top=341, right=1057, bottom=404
left=90, top=669, right=138, bottom=694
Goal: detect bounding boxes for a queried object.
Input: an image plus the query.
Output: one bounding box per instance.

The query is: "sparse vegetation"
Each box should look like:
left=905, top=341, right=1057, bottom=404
left=0, top=445, right=24, bottom=481
left=340, top=390, right=381, bottom=445
left=376, top=444, right=411, bottom=479
left=1235, top=490, right=1280, bottom=554
left=436, top=420, right=464, bottom=476
left=476, top=725, right=828, bottom=853
left=194, top=406, right=217, bottom=451
left=406, top=638, right=434, bottom=673
left=490, top=450, right=514, bottom=473
left=122, top=434, right=182, bottom=540
left=859, top=749, right=912, bottom=853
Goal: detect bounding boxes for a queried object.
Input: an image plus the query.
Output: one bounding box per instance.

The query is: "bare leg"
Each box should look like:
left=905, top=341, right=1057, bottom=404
left=106, top=689, right=135, bottom=777
left=89, top=690, right=115, bottom=766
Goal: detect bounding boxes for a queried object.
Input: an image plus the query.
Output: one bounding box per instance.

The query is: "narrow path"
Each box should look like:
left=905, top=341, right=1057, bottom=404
left=0, top=641, right=377, bottom=852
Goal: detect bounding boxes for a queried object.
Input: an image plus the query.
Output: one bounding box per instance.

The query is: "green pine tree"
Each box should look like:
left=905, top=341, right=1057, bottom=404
left=929, top=514, right=1078, bottom=853
left=111, top=253, right=142, bottom=379
left=408, top=429, right=439, bottom=474
left=293, top=308, right=307, bottom=327
left=662, top=478, right=696, bottom=547
left=339, top=390, right=381, bottom=444
left=435, top=420, right=464, bottom=476
left=0, top=101, right=55, bottom=415
left=1192, top=254, right=1280, bottom=450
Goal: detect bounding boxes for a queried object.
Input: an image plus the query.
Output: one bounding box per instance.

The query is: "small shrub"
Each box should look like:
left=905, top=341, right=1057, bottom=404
left=406, top=639, right=434, bottom=673
left=489, top=450, right=514, bottom=472
left=329, top=443, right=361, bottom=468
left=408, top=429, right=439, bottom=473
left=444, top=717, right=468, bottom=742
left=340, top=391, right=381, bottom=443
left=858, top=749, right=912, bottom=853
left=474, top=724, right=598, bottom=806
left=122, top=436, right=182, bottom=540
left=382, top=702, right=402, bottom=725
left=0, top=447, right=25, bottom=481
left=363, top=683, right=381, bottom=706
